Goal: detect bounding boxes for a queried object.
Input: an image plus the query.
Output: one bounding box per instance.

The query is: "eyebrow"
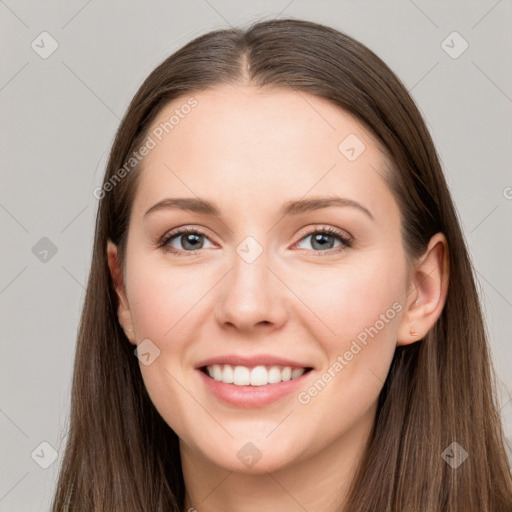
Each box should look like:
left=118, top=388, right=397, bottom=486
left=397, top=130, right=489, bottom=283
left=144, top=196, right=374, bottom=221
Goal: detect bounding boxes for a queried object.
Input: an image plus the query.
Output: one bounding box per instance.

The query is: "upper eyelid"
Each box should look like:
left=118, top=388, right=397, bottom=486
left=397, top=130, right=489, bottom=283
left=296, top=225, right=351, bottom=241
left=161, top=226, right=213, bottom=243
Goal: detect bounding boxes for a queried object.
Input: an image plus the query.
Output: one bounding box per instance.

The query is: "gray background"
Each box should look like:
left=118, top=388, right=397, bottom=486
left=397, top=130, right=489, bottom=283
left=1, top=1, right=511, bottom=510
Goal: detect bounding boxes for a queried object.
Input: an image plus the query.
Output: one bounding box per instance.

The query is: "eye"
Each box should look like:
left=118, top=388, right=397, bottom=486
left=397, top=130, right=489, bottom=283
left=293, top=226, right=352, bottom=255
left=158, top=225, right=352, bottom=257
left=159, top=228, right=216, bottom=256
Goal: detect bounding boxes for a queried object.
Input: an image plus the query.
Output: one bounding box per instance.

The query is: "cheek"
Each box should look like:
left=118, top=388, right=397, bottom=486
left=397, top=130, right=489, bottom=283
left=290, top=254, right=404, bottom=395
left=291, top=262, right=403, bottom=425
left=289, top=254, right=404, bottom=345
left=126, top=256, right=209, bottom=341
left=125, top=257, right=211, bottom=433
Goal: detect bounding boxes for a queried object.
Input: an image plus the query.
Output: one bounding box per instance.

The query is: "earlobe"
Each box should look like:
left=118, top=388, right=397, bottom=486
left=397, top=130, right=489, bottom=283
left=396, top=232, right=450, bottom=346
left=107, top=240, right=136, bottom=345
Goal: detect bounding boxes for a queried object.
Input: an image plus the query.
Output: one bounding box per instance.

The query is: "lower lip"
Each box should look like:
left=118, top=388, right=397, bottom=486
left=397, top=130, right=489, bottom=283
left=197, top=368, right=313, bottom=408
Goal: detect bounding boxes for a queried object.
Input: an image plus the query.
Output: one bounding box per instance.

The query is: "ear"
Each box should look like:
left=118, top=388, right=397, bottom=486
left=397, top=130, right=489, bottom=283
left=107, top=240, right=136, bottom=345
left=396, top=232, right=450, bottom=346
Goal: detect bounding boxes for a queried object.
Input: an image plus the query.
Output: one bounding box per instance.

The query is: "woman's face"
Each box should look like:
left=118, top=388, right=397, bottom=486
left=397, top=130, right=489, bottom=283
left=111, top=85, right=413, bottom=474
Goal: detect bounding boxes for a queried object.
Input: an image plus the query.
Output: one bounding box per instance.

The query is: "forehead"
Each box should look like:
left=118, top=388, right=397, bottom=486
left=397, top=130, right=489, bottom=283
left=131, top=84, right=397, bottom=224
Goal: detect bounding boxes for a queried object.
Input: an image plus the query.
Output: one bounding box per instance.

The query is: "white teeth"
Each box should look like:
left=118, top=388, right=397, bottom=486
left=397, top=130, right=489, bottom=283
left=205, top=364, right=307, bottom=386
left=212, top=364, right=222, bottom=381
left=233, top=366, right=250, bottom=385
left=291, top=367, right=304, bottom=379
left=268, top=366, right=282, bottom=384
left=222, top=364, right=234, bottom=383
left=250, top=366, right=267, bottom=386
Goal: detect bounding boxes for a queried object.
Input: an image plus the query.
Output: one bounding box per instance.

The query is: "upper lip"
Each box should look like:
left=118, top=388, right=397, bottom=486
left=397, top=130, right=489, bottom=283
left=195, top=354, right=312, bottom=369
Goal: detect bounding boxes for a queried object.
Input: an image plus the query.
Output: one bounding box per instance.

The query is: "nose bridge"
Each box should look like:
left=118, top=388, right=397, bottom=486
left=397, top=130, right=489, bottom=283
left=215, top=234, right=287, bottom=329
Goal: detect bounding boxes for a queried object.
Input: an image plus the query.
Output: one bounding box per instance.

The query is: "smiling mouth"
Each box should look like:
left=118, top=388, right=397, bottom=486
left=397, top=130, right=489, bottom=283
left=200, top=364, right=313, bottom=386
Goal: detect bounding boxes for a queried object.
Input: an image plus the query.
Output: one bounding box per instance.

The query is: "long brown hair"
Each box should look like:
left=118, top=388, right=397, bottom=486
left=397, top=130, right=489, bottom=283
left=51, top=18, right=512, bottom=511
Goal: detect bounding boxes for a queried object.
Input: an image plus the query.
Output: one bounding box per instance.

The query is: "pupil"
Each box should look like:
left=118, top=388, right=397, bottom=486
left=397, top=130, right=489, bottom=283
left=183, top=234, right=202, bottom=250
left=313, top=233, right=333, bottom=250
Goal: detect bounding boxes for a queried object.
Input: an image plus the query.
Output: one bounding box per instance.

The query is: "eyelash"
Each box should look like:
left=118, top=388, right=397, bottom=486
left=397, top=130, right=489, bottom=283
left=158, top=226, right=353, bottom=257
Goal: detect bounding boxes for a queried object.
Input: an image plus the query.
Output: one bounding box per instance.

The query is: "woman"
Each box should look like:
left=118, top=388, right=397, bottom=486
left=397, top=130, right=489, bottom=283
left=51, top=18, right=512, bottom=511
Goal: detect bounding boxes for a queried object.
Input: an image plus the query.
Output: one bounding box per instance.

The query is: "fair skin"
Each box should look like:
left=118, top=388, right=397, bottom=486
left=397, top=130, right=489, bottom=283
left=107, top=85, right=449, bottom=512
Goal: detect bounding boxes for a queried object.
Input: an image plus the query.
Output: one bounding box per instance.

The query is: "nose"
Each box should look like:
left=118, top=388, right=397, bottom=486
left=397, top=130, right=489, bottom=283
left=215, top=247, right=289, bottom=333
